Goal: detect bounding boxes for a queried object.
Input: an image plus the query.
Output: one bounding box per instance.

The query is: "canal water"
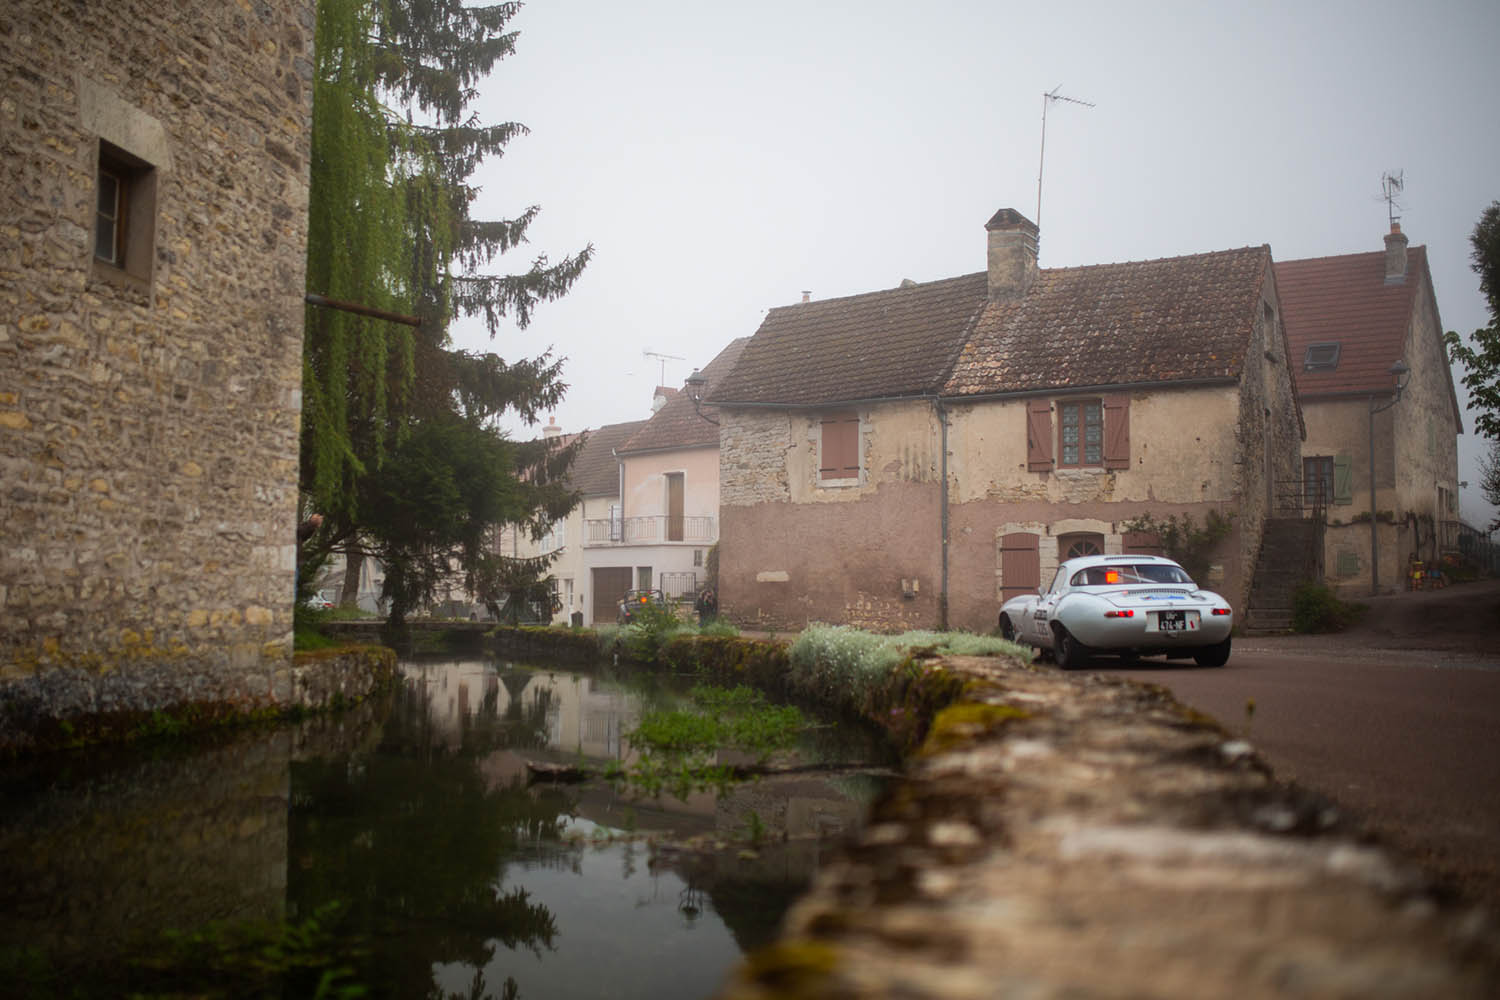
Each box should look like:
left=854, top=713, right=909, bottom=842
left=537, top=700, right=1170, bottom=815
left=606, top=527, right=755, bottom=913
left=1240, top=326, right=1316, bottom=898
left=0, top=655, right=895, bottom=998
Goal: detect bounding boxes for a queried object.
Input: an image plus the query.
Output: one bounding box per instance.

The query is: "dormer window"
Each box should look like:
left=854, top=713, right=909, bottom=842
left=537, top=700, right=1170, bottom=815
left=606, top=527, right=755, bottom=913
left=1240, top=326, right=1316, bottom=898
left=1303, top=342, right=1341, bottom=371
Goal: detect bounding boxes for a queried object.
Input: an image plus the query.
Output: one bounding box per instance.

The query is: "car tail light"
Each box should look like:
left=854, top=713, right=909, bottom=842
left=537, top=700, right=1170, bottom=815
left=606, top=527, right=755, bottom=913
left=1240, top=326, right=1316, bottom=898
left=1211, top=608, right=1231, bottom=616
left=1103, top=609, right=1134, bottom=618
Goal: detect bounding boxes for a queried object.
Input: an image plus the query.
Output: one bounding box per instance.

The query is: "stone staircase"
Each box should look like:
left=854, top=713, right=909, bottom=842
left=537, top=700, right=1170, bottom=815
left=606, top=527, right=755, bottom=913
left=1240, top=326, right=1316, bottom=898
left=1244, top=517, right=1324, bottom=634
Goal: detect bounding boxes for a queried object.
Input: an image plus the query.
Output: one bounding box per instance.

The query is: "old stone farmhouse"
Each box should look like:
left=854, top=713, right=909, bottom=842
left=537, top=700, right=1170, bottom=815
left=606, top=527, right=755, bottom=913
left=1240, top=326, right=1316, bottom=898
left=1, top=2, right=314, bottom=750
left=710, top=209, right=1303, bottom=634
left=1275, top=222, right=1463, bottom=596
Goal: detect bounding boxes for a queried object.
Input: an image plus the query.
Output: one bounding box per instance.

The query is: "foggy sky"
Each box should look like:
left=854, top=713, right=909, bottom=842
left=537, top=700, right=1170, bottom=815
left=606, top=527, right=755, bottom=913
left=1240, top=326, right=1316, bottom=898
left=453, top=0, right=1500, bottom=527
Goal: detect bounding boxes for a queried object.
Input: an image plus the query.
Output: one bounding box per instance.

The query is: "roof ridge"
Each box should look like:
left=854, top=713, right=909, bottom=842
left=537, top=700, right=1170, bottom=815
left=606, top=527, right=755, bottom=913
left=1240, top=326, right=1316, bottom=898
left=764, top=270, right=986, bottom=314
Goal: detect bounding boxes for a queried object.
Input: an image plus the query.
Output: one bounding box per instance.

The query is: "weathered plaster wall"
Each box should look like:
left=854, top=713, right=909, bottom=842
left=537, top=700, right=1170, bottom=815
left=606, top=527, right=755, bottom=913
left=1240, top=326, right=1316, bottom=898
left=947, top=386, right=1243, bottom=506
left=1394, top=277, right=1461, bottom=528
left=1233, top=273, right=1305, bottom=595
left=0, top=2, right=314, bottom=749
left=720, top=404, right=942, bottom=632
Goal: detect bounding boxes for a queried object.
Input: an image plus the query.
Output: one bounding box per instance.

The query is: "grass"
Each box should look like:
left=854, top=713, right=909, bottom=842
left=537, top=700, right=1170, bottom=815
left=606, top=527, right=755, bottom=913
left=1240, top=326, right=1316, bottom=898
left=612, top=684, right=806, bottom=800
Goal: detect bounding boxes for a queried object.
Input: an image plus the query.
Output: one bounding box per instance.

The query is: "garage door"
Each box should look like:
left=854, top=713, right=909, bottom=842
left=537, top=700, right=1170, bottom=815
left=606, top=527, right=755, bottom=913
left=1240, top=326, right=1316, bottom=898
left=591, top=567, right=633, bottom=624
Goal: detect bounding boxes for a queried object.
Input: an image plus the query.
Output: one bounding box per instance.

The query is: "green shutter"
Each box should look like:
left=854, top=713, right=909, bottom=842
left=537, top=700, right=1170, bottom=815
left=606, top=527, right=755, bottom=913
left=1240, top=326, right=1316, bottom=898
left=1333, top=454, right=1353, bottom=505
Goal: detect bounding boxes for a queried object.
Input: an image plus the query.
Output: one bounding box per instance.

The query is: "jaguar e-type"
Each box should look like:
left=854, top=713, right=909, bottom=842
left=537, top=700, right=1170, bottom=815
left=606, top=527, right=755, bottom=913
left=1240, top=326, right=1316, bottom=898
left=998, top=554, right=1233, bottom=668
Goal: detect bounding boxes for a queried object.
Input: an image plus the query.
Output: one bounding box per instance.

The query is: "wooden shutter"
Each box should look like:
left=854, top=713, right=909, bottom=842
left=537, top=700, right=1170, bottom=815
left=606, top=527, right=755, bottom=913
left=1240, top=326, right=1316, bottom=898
left=1122, top=530, right=1164, bottom=556
left=1102, top=395, right=1130, bottom=470
left=819, top=413, right=859, bottom=479
left=999, top=532, right=1041, bottom=601
left=1026, top=400, right=1054, bottom=472
left=1333, top=454, right=1353, bottom=505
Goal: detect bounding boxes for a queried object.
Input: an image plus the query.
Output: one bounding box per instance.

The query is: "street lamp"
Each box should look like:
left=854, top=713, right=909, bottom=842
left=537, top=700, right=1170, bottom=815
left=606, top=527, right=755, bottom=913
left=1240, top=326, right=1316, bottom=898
left=684, top=369, right=718, bottom=425
left=1368, top=359, right=1410, bottom=594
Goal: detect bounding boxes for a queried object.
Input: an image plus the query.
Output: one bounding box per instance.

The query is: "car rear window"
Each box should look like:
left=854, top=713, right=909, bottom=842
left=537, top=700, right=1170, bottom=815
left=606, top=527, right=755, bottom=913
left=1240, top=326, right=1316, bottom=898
left=1071, top=564, right=1194, bottom=586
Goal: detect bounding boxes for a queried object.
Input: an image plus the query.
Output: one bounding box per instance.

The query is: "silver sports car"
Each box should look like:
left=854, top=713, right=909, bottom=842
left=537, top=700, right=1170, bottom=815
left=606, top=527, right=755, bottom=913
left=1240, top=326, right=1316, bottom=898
left=998, top=554, right=1233, bottom=668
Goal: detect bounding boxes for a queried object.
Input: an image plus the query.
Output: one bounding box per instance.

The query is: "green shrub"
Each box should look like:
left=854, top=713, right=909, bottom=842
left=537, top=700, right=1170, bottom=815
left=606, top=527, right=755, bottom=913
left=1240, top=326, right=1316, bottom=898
left=787, top=625, right=1030, bottom=718
left=1291, top=582, right=1368, bottom=633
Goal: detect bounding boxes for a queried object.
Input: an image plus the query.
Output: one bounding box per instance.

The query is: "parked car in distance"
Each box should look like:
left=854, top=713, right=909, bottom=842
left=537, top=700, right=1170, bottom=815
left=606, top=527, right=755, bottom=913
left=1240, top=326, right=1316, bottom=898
left=617, top=588, right=666, bottom=624
left=998, top=554, right=1233, bottom=668
left=302, top=592, right=334, bottom=610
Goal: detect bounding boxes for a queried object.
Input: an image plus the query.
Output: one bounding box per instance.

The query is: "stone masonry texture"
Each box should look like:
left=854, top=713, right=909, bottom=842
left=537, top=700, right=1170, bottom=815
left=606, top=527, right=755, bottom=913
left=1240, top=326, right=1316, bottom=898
left=719, top=654, right=1499, bottom=999
left=0, top=2, right=314, bottom=752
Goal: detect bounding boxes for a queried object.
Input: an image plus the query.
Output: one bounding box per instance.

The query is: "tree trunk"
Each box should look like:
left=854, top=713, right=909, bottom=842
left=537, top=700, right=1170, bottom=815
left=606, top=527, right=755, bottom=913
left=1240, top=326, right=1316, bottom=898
left=340, top=545, right=363, bottom=608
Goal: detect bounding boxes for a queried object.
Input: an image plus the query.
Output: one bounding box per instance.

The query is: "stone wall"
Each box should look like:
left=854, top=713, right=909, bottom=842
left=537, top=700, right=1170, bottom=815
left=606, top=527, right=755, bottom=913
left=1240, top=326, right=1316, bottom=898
left=0, top=1, right=313, bottom=749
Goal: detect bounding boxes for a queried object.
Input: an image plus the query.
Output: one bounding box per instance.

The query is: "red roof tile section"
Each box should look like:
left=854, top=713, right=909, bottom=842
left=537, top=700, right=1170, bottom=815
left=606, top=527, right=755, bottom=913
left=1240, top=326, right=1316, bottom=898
left=710, top=274, right=989, bottom=406
left=947, top=247, right=1270, bottom=396
left=569, top=420, right=648, bottom=496
left=619, top=338, right=750, bottom=454
left=1274, top=247, right=1424, bottom=397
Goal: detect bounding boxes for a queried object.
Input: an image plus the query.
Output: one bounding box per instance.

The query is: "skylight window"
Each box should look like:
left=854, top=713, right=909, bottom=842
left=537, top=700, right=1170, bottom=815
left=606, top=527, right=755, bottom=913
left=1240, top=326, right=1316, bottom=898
left=1303, top=342, right=1341, bottom=371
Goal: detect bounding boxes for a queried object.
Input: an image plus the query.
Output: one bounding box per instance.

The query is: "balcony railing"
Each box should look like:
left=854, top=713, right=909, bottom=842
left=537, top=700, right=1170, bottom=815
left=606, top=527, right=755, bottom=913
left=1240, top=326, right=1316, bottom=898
left=584, top=515, right=716, bottom=547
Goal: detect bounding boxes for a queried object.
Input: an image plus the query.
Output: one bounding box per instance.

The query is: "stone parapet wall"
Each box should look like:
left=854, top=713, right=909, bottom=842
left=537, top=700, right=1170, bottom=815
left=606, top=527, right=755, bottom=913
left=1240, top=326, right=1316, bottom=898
left=1, top=3, right=313, bottom=725
left=0, top=645, right=395, bottom=756
left=721, top=655, right=1497, bottom=998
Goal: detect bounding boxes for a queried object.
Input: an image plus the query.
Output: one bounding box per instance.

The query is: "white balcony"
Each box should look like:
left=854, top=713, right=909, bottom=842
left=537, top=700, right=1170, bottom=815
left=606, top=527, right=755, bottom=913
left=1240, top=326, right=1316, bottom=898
left=584, top=514, right=716, bottom=547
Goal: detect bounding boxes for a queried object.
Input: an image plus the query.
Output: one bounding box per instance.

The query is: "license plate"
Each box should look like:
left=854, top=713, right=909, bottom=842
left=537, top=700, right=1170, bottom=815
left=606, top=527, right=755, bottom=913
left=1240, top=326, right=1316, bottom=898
left=1157, top=610, right=1190, bottom=631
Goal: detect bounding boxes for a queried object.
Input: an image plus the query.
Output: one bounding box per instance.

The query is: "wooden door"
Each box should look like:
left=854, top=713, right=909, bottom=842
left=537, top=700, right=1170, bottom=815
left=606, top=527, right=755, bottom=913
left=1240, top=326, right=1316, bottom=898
left=591, top=567, right=633, bottom=623
left=666, top=472, right=684, bottom=542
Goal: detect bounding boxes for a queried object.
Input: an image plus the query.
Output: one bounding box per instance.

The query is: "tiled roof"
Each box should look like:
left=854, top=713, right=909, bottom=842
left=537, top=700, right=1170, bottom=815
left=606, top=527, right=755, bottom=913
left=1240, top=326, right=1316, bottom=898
left=1274, top=247, right=1425, bottom=397
left=946, top=247, right=1271, bottom=396
left=619, top=338, right=750, bottom=454
left=569, top=420, right=648, bottom=496
left=708, top=273, right=989, bottom=406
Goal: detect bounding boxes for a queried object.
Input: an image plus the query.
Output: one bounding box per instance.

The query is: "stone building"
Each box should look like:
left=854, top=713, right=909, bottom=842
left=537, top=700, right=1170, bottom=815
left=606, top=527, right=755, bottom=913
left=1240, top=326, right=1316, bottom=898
left=710, top=209, right=1303, bottom=634
left=1, top=2, right=314, bottom=750
left=1275, top=223, right=1463, bottom=595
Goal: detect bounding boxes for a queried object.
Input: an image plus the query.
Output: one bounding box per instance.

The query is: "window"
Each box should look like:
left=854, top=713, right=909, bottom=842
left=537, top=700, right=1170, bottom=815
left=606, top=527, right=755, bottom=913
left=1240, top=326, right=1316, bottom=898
left=636, top=566, right=652, bottom=591
left=818, top=412, right=860, bottom=483
left=1303, top=456, right=1333, bottom=508
left=1030, top=396, right=1129, bottom=472
left=1303, top=343, right=1341, bottom=371
left=1058, top=400, right=1103, bottom=467
left=93, top=140, right=156, bottom=284
left=693, top=549, right=704, bottom=568
left=1058, top=532, right=1104, bottom=560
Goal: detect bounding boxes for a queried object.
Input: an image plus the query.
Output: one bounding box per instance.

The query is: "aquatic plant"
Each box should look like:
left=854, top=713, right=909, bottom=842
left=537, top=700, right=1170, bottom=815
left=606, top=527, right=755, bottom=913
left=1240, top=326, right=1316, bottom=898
left=612, top=685, right=807, bottom=800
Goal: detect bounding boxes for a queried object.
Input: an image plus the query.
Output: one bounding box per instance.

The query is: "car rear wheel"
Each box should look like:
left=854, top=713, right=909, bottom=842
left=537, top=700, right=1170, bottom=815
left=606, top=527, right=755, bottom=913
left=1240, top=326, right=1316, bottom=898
left=1193, top=637, right=1231, bottom=667
left=1054, top=627, right=1090, bottom=670
left=998, top=613, right=1015, bottom=641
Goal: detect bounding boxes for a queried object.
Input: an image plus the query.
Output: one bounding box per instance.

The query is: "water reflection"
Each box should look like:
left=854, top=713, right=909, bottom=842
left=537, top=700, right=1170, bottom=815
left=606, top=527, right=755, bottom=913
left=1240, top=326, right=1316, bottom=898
left=0, top=656, right=892, bottom=999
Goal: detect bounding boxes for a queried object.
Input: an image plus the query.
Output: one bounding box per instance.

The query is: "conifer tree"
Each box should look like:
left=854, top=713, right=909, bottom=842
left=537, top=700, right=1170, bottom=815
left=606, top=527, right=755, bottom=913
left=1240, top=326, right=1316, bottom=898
left=301, top=0, right=591, bottom=623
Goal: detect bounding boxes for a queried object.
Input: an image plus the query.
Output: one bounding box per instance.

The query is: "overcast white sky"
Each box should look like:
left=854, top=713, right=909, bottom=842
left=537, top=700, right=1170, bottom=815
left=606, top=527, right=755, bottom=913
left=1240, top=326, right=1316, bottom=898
left=451, top=0, right=1500, bottom=527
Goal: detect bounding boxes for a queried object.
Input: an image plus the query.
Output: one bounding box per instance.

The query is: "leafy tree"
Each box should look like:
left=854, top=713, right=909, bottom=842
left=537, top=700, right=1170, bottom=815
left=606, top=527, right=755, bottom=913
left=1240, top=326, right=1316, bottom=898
left=1445, top=201, right=1500, bottom=439
left=300, top=0, right=592, bottom=622
left=1478, top=438, right=1500, bottom=531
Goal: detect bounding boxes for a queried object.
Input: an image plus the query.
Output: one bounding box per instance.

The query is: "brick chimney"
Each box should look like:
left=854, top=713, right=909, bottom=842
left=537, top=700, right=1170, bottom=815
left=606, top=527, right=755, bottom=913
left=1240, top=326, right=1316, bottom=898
left=542, top=414, right=562, bottom=439
left=985, top=208, right=1039, bottom=300
left=1384, top=221, right=1408, bottom=284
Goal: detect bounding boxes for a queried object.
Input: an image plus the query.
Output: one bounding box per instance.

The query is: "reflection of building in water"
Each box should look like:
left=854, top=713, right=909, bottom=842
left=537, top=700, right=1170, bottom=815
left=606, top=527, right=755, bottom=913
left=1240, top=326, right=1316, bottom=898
left=406, top=660, right=641, bottom=761
left=0, top=731, right=291, bottom=967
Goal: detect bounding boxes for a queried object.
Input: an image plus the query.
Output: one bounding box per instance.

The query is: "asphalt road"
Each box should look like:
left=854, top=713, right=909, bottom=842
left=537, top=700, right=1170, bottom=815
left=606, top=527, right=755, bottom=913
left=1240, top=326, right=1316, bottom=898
left=1103, top=600, right=1500, bottom=908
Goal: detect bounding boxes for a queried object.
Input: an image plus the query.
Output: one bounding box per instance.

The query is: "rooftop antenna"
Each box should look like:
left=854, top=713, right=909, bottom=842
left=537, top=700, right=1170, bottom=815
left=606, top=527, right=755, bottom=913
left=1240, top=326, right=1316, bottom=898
left=1036, top=85, right=1095, bottom=256
left=1381, top=170, right=1404, bottom=228
left=642, top=349, right=685, bottom=384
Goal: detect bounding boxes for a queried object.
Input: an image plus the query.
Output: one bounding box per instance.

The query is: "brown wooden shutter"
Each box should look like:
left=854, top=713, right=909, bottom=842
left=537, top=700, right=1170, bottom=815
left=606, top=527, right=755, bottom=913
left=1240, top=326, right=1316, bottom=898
left=1000, top=532, right=1041, bottom=601
left=1102, top=394, right=1130, bottom=470
left=1122, top=531, right=1163, bottom=556
left=820, top=413, right=859, bottom=478
left=1026, top=400, right=1054, bottom=472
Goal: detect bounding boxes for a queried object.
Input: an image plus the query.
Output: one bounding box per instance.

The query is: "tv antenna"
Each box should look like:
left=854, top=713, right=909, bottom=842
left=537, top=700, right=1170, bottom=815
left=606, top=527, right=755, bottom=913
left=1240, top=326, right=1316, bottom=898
left=1381, top=170, right=1404, bottom=227
left=1036, top=86, right=1095, bottom=252
left=642, top=349, right=685, bottom=384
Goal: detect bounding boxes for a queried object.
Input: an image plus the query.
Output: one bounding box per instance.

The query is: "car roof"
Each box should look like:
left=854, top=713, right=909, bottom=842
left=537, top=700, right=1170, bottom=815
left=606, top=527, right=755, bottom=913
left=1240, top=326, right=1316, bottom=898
left=1059, top=554, right=1183, bottom=572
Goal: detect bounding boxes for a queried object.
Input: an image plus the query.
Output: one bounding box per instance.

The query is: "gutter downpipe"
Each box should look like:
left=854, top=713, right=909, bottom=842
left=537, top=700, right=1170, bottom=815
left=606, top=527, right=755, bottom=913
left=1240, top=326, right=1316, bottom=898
left=934, top=395, right=950, bottom=631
